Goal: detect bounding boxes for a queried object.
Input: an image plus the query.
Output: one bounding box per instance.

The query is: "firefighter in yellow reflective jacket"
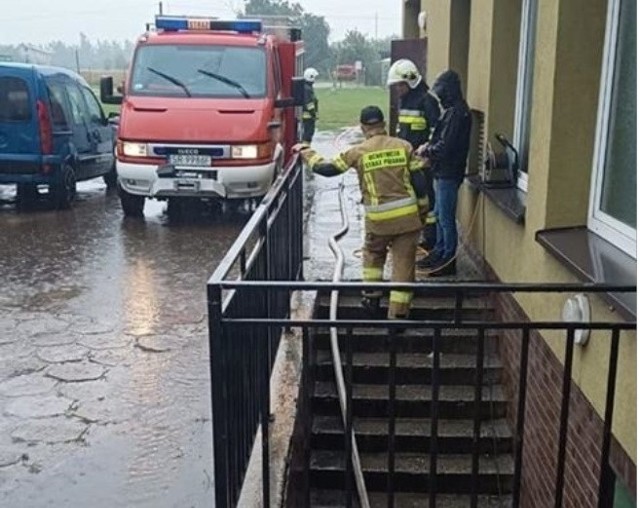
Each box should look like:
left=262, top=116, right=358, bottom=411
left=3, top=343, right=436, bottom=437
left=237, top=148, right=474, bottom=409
left=293, top=106, right=430, bottom=319
left=301, top=68, right=319, bottom=144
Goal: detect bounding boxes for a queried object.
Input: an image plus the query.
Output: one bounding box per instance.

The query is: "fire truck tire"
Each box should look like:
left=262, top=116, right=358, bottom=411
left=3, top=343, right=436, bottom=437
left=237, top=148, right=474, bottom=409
left=119, top=185, right=145, bottom=217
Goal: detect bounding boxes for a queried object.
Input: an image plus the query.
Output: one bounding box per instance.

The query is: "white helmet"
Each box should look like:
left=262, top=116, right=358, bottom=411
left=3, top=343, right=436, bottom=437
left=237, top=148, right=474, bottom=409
left=387, top=59, right=422, bottom=89
left=304, top=67, right=319, bottom=83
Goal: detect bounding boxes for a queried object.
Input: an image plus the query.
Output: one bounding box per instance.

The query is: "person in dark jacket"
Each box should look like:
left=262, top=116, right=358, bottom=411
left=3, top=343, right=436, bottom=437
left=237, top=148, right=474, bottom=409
left=416, top=70, right=471, bottom=276
left=387, top=58, right=441, bottom=249
left=301, top=67, right=319, bottom=144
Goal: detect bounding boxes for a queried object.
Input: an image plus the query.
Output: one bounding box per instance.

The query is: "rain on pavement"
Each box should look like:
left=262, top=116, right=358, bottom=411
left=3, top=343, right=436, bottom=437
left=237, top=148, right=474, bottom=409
left=0, top=180, right=251, bottom=507
left=0, top=132, right=362, bottom=507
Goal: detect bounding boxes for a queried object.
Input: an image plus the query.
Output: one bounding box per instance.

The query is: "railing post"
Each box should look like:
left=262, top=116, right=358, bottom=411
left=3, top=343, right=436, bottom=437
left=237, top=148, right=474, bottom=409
left=303, top=327, right=312, bottom=508
left=512, top=327, right=531, bottom=508
left=208, top=283, right=229, bottom=508
left=387, top=326, right=398, bottom=508
left=429, top=327, right=441, bottom=508
left=471, top=327, right=485, bottom=508
left=597, top=329, right=621, bottom=508
left=345, top=327, right=354, bottom=508
left=554, top=327, right=576, bottom=508
left=260, top=215, right=272, bottom=508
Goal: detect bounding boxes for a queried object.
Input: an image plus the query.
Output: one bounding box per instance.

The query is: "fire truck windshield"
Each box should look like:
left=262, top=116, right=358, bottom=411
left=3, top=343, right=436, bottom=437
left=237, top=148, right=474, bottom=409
left=130, top=44, right=266, bottom=98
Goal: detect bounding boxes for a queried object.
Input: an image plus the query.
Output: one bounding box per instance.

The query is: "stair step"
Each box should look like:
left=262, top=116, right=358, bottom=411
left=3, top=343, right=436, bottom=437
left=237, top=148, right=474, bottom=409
left=316, top=295, right=494, bottom=320
left=317, top=294, right=491, bottom=310
left=310, top=450, right=514, bottom=494
left=315, top=296, right=495, bottom=321
left=311, top=416, right=513, bottom=454
left=315, top=328, right=494, bottom=354
left=313, top=382, right=508, bottom=419
left=315, top=351, right=502, bottom=385
left=310, top=489, right=513, bottom=508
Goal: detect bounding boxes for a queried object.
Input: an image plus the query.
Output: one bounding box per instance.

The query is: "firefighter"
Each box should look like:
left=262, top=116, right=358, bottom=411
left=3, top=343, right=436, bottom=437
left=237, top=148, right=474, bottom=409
left=301, top=67, right=319, bottom=144
left=292, top=106, right=430, bottom=319
left=387, top=58, right=440, bottom=250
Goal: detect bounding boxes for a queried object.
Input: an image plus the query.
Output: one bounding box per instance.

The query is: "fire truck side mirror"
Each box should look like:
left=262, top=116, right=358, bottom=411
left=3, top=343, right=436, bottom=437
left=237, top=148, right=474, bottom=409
left=100, top=76, right=123, bottom=105
left=274, top=78, right=306, bottom=108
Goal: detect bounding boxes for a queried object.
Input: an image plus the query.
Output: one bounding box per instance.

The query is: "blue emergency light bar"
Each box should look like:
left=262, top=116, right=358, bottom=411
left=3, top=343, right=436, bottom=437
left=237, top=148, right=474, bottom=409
left=155, top=16, right=262, bottom=33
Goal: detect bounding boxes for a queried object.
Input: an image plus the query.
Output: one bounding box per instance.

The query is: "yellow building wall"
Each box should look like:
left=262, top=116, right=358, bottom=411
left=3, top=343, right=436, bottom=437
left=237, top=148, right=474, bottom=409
left=417, top=0, right=636, bottom=463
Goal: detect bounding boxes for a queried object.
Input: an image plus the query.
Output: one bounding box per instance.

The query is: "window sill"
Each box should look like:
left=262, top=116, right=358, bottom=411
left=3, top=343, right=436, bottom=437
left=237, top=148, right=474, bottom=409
left=535, top=226, right=636, bottom=321
left=467, top=175, right=526, bottom=224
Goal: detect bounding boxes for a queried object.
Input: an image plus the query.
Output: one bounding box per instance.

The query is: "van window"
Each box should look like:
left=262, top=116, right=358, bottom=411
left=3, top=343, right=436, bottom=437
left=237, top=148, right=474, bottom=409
left=0, top=77, right=31, bottom=122
left=66, top=84, right=89, bottom=126
left=80, top=87, right=104, bottom=125
left=130, top=44, right=267, bottom=98
left=46, top=82, right=70, bottom=129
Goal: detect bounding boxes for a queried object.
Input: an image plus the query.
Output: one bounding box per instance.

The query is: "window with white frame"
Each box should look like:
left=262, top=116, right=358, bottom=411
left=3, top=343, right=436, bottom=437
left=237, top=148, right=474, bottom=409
left=513, top=0, right=537, bottom=191
left=589, top=0, right=636, bottom=258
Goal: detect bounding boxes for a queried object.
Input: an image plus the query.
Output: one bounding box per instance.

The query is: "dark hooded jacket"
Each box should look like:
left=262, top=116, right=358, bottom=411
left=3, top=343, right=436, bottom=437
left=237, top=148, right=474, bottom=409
left=397, top=80, right=441, bottom=149
left=425, top=70, right=471, bottom=181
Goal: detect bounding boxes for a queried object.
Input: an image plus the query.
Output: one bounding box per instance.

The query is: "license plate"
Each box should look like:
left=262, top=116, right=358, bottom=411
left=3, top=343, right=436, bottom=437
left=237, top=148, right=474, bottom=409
left=169, top=154, right=211, bottom=167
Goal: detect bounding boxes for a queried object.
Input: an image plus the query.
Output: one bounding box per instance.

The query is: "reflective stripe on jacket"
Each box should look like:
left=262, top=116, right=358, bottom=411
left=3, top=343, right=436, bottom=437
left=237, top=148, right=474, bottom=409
left=301, top=130, right=427, bottom=236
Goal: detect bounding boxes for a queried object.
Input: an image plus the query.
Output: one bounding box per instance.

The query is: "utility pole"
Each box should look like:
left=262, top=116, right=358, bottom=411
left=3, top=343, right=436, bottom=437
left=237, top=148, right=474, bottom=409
left=159, top=1, right=163, bottom=15
left=375, top=12, right=378, bottom=40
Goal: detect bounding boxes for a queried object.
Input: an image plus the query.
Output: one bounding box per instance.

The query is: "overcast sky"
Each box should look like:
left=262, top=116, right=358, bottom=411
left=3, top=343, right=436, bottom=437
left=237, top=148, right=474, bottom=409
left=0, top=0, right=402, bottom=45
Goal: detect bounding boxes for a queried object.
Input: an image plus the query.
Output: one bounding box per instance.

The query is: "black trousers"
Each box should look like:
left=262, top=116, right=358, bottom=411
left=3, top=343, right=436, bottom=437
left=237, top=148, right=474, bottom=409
left=302, top=119, right=316, bottom=143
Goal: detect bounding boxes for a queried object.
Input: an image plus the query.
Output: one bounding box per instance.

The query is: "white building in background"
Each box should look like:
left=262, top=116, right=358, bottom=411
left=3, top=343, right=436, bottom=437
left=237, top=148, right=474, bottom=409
left=16, top=44, right=52, bottom=65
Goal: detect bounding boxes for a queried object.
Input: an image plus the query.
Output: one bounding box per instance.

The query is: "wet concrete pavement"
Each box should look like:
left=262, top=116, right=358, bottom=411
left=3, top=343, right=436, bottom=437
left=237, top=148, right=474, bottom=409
left=0, top=182, right=250, bottom=507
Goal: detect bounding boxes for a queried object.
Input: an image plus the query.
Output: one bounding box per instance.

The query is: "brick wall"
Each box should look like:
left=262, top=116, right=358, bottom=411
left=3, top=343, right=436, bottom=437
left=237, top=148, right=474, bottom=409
left=462, top=245, right=636, bottom=506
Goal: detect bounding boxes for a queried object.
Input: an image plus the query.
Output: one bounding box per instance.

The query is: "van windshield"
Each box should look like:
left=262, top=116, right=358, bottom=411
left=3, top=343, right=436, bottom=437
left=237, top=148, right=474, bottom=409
left=130, top=44, right=267, bottom=98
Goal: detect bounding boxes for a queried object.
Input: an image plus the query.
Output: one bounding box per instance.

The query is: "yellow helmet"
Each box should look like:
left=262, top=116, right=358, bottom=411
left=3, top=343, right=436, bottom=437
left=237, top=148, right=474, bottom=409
left=387, top=59, right=422, bottom=89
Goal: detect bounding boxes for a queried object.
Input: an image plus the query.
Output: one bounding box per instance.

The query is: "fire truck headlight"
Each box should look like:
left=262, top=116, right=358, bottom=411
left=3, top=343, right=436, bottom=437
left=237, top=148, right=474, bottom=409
left=232, top=145, right=259, bottom=159
left=122, top=142, right=148, bottom=157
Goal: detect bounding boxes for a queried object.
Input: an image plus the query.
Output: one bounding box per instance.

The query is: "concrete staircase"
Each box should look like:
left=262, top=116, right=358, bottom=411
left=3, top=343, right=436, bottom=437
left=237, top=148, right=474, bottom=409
left=308, top=292, right=514, bottom=507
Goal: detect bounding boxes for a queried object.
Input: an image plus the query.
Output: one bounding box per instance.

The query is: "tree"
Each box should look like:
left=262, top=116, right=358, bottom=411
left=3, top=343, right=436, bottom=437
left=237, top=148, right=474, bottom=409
left=331, top=30, right=381, bottom=85
left=300, top=13, right=331, bottom=75
left=243, top=0, right=331, bottom=76
left=244, top=0, right=303, bottom=17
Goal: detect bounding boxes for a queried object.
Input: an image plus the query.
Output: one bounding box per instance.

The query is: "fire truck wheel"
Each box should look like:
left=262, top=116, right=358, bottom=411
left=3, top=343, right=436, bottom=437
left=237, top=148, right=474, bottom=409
left=118, top=185, right=145, bottom=218
left=167, top=198, right=184, bottom=219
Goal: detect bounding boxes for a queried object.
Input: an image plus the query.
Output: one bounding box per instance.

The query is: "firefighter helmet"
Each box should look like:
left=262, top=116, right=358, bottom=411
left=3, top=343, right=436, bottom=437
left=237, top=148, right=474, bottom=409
left=303, top=67, right=319, bottom=83
left=387, top=59, right=422, bottom=89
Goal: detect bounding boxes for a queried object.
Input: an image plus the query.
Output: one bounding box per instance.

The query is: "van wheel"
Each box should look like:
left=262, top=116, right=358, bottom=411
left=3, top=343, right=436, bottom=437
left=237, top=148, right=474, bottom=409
left=119, top=185, right=145, bottom=217
left=103, top=163, right=118, bottom=190
left=16, top=184, right=38, bottom=210
left=51, top=164, right=76, bottom=210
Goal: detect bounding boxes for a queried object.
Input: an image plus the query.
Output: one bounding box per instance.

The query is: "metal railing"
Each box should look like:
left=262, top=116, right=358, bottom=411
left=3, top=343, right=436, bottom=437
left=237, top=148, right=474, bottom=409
left=206, top=151, right=636, bottom=508
left=210, top=276, right=635, bottom=507
left=208, top=155, right=304, bottom=508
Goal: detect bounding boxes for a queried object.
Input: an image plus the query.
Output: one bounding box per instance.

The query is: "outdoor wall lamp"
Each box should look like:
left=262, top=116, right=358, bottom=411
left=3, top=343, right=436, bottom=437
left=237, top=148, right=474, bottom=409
left=562, top=294, right=591, bottom=346
left=417, top=11, right=427, bottom=32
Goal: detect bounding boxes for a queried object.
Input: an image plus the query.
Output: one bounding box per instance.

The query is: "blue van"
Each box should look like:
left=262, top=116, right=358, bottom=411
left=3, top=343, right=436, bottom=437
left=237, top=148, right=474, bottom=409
left=0, top=63, right=116, bottom=209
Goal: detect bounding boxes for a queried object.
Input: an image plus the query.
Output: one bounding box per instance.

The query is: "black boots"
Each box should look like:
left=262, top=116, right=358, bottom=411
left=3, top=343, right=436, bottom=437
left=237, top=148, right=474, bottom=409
left=361, top=296, right=380, bottom=317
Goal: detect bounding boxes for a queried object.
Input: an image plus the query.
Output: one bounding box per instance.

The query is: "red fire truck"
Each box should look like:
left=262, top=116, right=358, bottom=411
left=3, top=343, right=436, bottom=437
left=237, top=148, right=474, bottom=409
left=101, top=16, right=305, bottom=217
